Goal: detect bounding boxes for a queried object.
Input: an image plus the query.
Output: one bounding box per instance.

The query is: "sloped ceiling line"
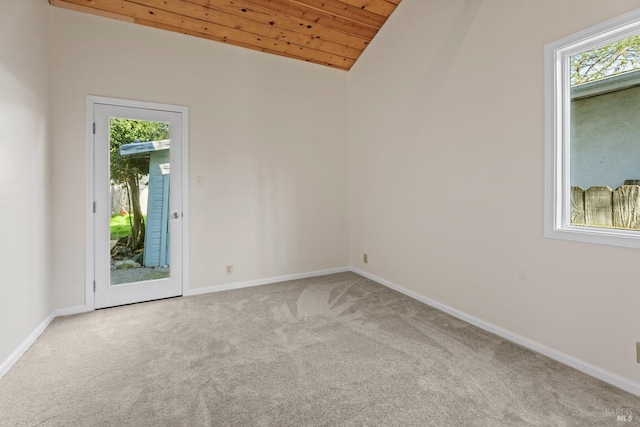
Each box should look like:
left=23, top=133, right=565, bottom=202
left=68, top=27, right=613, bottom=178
left=49, top=0, right=403, bottom=70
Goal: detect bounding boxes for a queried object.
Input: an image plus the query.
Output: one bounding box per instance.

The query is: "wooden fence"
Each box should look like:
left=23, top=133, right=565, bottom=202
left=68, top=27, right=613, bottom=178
left=571, top=185, right=640, bottom=229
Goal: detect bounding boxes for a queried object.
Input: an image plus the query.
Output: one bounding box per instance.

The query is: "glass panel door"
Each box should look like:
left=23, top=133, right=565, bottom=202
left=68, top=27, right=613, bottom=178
left=93, top=102, right=183, bottom=309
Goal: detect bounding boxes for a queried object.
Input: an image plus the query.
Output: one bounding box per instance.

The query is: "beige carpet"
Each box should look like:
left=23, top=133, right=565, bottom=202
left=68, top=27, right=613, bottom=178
left=0, top=272, right=638, bottom=426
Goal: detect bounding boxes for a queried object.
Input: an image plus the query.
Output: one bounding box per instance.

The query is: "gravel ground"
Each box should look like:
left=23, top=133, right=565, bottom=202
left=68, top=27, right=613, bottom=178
left=110, top=267, right=170, bottom=285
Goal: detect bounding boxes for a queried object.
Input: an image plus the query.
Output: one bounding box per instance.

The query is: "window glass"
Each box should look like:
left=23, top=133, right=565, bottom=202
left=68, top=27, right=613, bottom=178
left=570, top=36, right=640, bottom=231
left=544, top=9, right=640, bottom=248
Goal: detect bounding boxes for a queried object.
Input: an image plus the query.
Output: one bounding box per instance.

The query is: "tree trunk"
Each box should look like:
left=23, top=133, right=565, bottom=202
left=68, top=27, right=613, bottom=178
left=126, top=175, right=145, bottom=250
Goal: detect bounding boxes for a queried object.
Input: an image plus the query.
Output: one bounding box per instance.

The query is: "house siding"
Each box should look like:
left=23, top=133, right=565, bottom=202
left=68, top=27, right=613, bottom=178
left=143, top=149, right=170, bottom=267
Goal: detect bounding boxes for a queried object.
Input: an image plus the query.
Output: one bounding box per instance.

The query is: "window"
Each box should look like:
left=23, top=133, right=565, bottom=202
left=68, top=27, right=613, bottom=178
left=545, top=9, right=640, bottom=249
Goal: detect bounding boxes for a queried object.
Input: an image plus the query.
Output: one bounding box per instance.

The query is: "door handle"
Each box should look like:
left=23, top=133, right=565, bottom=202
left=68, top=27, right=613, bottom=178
left=172, top=212, right=181, bottom=219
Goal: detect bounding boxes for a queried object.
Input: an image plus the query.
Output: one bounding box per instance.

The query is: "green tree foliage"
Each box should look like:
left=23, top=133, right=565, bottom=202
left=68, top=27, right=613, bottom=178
left=110, top=118, right=169, bottom=250
left=571, top=35, right=640, bottom=86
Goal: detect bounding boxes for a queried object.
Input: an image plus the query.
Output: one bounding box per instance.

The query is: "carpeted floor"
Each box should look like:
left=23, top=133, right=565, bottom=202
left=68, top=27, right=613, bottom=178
left=0, top=272, right=638, bottom=426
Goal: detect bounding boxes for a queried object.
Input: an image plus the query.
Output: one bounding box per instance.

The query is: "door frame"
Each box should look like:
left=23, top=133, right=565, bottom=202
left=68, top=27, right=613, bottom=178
left=85, top=95, right=190, bottom=310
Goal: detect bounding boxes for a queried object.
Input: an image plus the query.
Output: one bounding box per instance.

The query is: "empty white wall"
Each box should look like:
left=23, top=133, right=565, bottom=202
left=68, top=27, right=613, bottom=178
left=349, top=0, right=640, bottom=385
left=0, top=0, right=52, bottom=366
left=49, top=8, right=349, bottom=309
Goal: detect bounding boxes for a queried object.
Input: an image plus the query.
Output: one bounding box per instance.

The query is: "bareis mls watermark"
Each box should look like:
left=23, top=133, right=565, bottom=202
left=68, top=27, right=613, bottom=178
left=606, top=408, right=634, bottom=422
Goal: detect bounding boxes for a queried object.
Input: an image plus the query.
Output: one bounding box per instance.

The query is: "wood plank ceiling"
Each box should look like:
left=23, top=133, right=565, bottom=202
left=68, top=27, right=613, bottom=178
left=49, top=0, right=403, bottom=71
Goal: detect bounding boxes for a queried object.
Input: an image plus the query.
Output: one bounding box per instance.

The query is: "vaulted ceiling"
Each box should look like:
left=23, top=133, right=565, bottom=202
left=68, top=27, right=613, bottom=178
left=49, top=0, right=403, bottom=71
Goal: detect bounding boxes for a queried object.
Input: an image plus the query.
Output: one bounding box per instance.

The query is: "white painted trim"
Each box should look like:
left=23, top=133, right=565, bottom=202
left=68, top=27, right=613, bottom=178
left=87, top=95, right=190, bottom=115
left=0, top=313, right=54, bottom=378
left=544, top=8, right=640, bottom=250
left=85, top=98, right=95, bottom=310
left=180, top=105, right=190, bottom=295
left=0, top=305, right=90, bottom=379
left=1, top=267, right=347, bottom=378
left=52, top=305, right=93, bottom=318
left=184, top=267, right=350, bottom=296
left=350, top=267, right=640, bottom=397
left=7, top=267, right=638, bottom=397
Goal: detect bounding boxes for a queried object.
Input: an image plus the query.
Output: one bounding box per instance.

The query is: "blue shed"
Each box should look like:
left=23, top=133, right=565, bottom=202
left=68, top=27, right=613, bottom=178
left=120, top=139, right=170, bottom=267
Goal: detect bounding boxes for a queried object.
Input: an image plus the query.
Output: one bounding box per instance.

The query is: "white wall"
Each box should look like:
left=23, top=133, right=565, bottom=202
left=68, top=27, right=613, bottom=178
left=0, top=0, right=52, bottom=366
left=49, top=8, right=349, bottom=308
left=349, top=0, right=640, bottom=385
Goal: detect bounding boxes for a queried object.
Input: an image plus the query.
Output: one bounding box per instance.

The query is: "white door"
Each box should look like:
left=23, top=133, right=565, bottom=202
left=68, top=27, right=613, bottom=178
left=93, top=102, right=184, bottom=308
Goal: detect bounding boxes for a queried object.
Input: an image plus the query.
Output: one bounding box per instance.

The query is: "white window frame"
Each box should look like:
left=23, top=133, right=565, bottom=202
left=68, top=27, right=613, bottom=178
left=544, top=8, right=640, bottom=249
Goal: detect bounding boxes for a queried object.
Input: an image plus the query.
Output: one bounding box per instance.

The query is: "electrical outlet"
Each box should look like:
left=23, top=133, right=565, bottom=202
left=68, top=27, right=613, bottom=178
left=225, top=264, right=233, bottom=275
left=637, top=342, right=640, bottom=363
left=363, top=253, right=368, bottom=264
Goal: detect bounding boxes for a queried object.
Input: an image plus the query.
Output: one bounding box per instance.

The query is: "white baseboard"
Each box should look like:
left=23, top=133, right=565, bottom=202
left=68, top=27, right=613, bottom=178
left=0, top=305, right=92, bottom=379
left=53, top=305, right=93, bottom=318
left=1, top=267, right=350, bottom=379
left=184, top=267, right=351, bottom=297
left=8, top=267, right=636, bottom=397
left=350, top=267, right=640, bottom=397
left=0, top=312, right=54, bottom=379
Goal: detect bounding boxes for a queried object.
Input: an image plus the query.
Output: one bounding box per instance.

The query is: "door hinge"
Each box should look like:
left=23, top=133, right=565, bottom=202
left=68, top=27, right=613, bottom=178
left=93, top=122, right=96, bottom=134
left=93, top=201, right=96, bottom=213
left=93, top=280, right=96, bottom=292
